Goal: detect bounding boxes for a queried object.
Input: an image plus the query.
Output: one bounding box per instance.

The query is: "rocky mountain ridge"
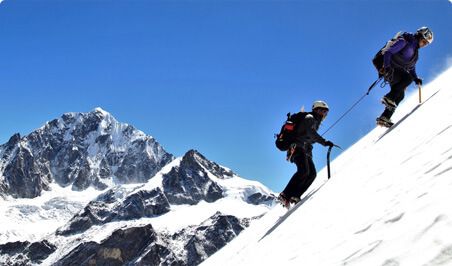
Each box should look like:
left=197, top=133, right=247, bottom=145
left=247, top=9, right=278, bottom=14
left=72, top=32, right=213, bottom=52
left=0, top=108, right=275, bottom=265
left=0, top=108, right=174, bottom=198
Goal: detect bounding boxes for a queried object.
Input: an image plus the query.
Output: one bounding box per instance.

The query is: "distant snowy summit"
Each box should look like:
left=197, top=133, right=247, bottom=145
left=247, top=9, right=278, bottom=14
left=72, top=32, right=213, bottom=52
left=0, top=108, right=275, bottom=265
left=0, top=107, right=174, bottom=198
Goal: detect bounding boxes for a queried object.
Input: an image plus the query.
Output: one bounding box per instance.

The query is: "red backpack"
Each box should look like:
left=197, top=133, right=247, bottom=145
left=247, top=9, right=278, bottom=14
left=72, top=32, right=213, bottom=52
left=275, top=112, right=307, bottom=151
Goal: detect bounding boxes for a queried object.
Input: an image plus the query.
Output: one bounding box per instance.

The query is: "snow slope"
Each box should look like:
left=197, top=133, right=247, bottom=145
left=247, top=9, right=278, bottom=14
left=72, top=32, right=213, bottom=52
left=203, top=67, right=452, bottom=266
left=0, top=184, right=103, bottom=244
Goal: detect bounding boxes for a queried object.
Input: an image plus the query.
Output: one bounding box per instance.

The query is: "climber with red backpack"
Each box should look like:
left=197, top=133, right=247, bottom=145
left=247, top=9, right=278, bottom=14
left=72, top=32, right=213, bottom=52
left=275, top=101, right=335, bottom=209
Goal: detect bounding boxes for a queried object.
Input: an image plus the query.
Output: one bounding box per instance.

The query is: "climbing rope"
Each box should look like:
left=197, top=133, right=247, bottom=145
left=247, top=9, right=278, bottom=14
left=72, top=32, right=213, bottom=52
left=321, top=77, right=384, bottom=137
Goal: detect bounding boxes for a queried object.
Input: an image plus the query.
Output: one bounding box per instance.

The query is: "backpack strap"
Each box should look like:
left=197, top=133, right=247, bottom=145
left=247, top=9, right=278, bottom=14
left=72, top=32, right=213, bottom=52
left=381, top=31, right=406, bottom=55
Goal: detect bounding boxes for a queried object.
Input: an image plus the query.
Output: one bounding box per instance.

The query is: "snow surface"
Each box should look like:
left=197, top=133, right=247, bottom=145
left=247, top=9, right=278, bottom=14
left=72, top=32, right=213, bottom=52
left=202, top=67, right=452, bottom=266
left=0, top=184, right=105, bottom=244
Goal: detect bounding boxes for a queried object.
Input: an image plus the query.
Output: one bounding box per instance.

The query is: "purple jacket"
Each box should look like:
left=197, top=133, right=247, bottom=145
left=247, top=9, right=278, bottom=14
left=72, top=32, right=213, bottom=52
left=383, top=32, right=419, bottom=79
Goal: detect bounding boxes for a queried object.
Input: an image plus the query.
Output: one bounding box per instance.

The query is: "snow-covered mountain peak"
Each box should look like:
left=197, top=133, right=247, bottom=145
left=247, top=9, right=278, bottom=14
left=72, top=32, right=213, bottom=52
left=92, top=106, right=109, bottom=116
left=48, top=107, right=131, bottom=139
left=6, top=133, right=21, bottom=147
left=0, top=108, right=174, bottom=199
left=1, top=107, right=276, bottom=265
left=182, top=149, right=235, bottom=180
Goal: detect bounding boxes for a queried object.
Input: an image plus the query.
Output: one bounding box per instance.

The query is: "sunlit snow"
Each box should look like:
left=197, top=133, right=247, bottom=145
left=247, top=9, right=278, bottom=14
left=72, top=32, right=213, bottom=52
left=0, top=184, right=106, bottom=243
left=203, top=67, right=452, bottom=266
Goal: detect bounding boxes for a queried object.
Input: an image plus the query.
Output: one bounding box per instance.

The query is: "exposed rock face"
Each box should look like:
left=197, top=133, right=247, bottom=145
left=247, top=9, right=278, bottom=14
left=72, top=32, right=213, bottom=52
left=56, top=213, right=249, bottom=266
left=57, top=149, right=250, bottom=236
left=162, top=150, right=225, bottom=205
left=2, top=144, right=53, bottom=199
left=247, top=192, right=276, bottom=205
left=0, top=240, right=57, bottom=265
left=57, top=225, right=161, bottom=266
left=179, top=212, right=249, bottom=266
left=0, top=108, right=174, bottom=198
left=57, top=187, right=171, bottom=235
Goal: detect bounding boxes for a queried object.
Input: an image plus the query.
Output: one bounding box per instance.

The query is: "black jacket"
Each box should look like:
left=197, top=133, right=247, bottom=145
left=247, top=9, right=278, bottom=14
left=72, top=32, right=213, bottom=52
left=294, top=112, right=327, bottom=156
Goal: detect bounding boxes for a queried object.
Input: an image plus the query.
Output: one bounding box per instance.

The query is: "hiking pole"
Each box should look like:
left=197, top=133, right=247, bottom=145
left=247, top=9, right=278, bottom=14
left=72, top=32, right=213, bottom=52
left=418, top=84, right=422, bottom=104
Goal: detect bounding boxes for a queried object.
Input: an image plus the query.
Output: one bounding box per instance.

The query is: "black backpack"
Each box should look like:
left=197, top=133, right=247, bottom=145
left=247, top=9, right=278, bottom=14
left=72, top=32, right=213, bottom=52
left=372, top=31, right=406, bottom=75
left=275, top=112, right=308, bottom=151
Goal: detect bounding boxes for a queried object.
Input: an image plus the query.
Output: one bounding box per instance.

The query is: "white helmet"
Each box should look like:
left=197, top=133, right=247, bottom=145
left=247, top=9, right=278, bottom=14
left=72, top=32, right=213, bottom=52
left=416, top=26, right=434, bottom=44
left=312, top=100, right=329, bottom=111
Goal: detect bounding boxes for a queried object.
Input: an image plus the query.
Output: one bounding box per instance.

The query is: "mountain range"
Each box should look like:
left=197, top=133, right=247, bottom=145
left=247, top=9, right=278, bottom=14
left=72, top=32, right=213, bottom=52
left=0, top=108, right=275, bottom=265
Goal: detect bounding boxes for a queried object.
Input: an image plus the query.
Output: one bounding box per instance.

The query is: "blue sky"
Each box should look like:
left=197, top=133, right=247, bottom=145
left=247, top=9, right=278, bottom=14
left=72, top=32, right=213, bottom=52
left=0, top=0, right=451, bottom=192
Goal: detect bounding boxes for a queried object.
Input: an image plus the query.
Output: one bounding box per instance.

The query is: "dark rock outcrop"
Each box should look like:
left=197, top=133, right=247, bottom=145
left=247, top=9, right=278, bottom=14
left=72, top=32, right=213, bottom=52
left=162, top=150, right=224, bottom=205
left=135, top=243, right=183, bottom=266
left=57, top=212, right=249, bottom=266
left=181, top=212, right=248, bottom=265
left=2, top=144, right=52, bottom=198
left=56, top=225, right=180, bottom=266
left=58, top=187, right=171, bottom=235
left=0, top=240, right=57, bottom=265
left=188, top=150, right=234, bottom=179
left=247, top=192, right=276, bottom=205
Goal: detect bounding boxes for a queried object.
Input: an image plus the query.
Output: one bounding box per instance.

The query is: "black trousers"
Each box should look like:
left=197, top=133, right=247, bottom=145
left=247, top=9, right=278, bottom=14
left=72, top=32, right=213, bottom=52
left=282, top=149, right=317, bottom=199
left=380, top=68, right=413, bottom=119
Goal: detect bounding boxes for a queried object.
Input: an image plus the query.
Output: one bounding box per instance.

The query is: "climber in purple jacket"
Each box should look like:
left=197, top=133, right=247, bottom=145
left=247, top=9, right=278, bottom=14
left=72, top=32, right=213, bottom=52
left=376, top=27, right=434, bottom=127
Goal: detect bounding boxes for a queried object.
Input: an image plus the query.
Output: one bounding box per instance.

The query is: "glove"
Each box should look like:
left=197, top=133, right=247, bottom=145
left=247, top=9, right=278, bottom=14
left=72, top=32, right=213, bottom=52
left=414, top=77, right=423, bottom=86
left=325, top=140, right=334, bottom=147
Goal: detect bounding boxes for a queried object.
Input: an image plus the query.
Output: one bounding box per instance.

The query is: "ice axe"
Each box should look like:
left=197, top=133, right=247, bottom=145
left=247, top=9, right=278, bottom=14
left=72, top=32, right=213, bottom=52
left=327, top=144, right=341, bottom=179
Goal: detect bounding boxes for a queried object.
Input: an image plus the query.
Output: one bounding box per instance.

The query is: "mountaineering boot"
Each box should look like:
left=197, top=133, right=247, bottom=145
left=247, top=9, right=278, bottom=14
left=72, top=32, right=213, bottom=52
left=278, top=193, right=290, bottom=209
left=376, top=116, right=394, bottom=128
left=381, top=96, right=397, bottom=111
left=289, top=197, right=301, bottom=205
